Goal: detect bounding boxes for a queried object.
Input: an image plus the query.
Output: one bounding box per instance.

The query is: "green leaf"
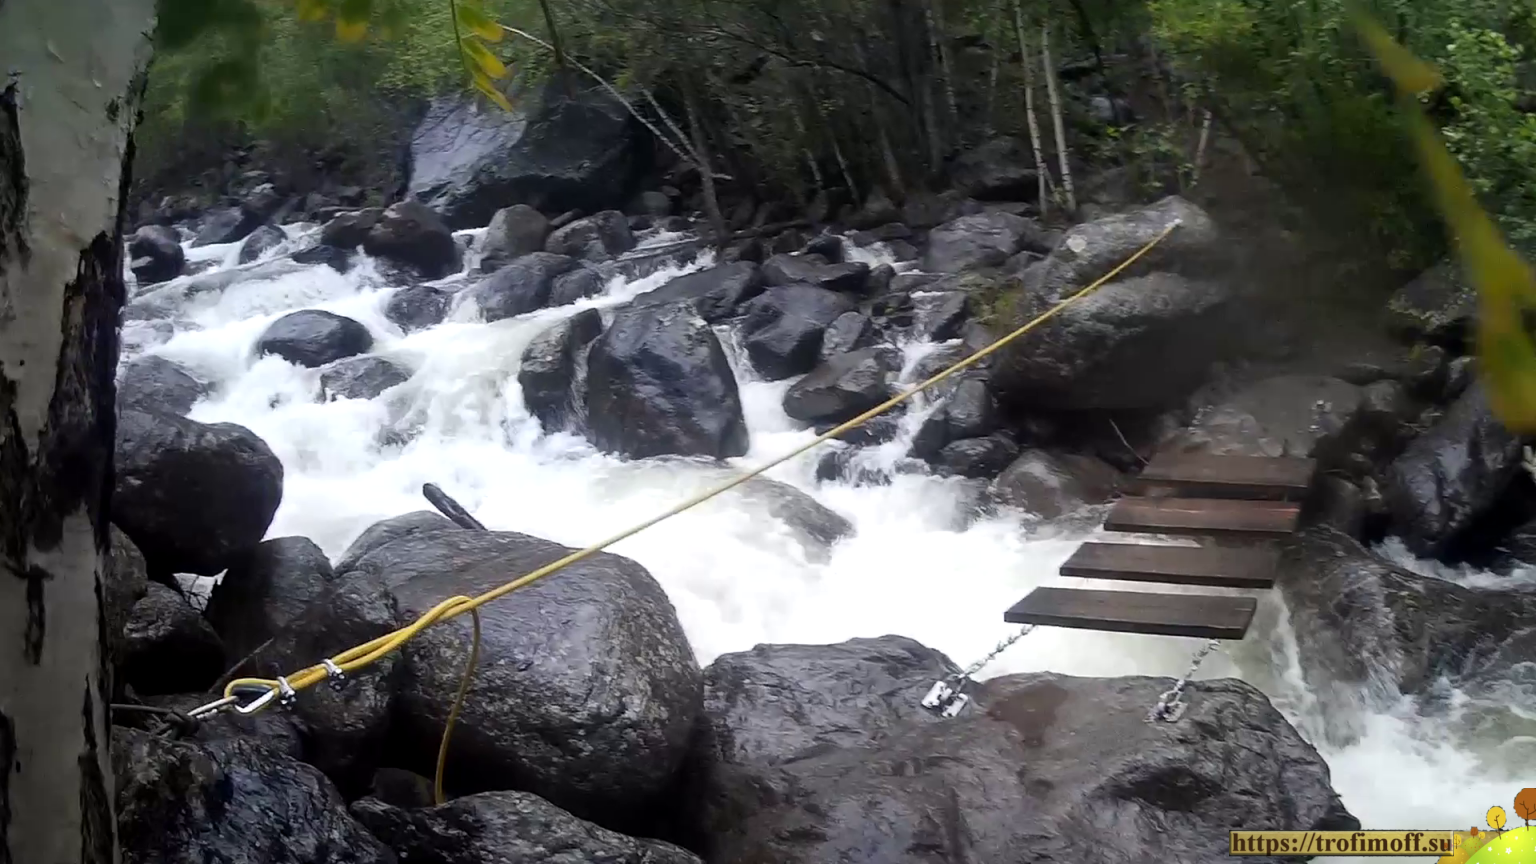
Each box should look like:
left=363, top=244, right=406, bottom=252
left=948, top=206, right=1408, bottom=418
left=455, top=1, right=503, bottom=42
left=336, top=16, right=368, bottom=41
left=155, top=0, right=263, bottom=50
left=471, top=70, right=514, bottom=111
left=295, top=0, right=329, bottom=23
left=460, top=37, right=507, bottom=79
left=186, top=55, right=260, bottom=117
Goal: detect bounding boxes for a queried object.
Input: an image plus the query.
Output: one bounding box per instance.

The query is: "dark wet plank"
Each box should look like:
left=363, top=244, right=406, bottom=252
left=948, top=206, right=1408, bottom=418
left=1004, top=587, right=1256, bottom=640
left=1060, top=542, right=1279, bottom=590
left=1104, top=497, right=1301, bottom=539
left=1133, top=453, right=1317, bottom=501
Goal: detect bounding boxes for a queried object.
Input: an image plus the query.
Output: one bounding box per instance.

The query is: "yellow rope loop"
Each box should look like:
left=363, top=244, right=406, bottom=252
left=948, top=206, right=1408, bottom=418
left=219, top=220, right=1180, bottom=798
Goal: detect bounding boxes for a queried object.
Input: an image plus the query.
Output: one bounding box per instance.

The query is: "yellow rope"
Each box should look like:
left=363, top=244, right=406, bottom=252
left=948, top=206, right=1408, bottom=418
left=221, top=219, right=1181, bottom=801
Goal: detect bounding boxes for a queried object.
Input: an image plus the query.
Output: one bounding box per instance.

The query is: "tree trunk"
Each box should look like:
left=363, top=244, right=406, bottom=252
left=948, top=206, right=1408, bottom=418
left=1013, top=1, right=1052, bottom=216
left=1040, top=22, right=1076, bottom=213
left=0, top=2, right=155, bottom=863
left=681, top=77, right=729, bottom=249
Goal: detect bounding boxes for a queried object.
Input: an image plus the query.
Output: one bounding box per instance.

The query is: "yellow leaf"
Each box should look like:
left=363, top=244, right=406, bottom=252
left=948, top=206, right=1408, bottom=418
left=1351, top=10, right=1442, bottom=94
left=461, top=37, right=508, bottom=80
left=336, top=16, right=368, bottom=41
left=455, top=1, right=503, bottom=42
left=296, top=0, right=328, bottom=21
left=471, top=71, right=514, bottom=112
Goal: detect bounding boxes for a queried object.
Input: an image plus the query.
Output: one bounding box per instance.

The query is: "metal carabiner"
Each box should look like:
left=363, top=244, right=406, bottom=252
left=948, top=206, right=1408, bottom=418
left=186, top=694, right=240, bottom=720
left=232, top=685, right=280, bottom=715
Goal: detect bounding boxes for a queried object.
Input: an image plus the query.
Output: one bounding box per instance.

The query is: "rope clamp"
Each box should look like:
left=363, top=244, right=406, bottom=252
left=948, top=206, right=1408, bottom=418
left=921, top=679, right=971, bottom=718
left=277, top=676, right=297, bottom=708
left=322, top=659, right=347, bottom=690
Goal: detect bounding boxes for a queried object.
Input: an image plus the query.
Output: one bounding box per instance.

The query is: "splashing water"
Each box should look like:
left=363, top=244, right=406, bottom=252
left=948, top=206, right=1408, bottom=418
left=123, top=222, right=1521, bottom=859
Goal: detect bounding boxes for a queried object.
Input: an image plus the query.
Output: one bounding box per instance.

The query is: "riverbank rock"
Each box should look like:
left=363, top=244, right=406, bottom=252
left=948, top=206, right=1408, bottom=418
left=408, top=70, right=641, bottom=229
left=923, top=211, right=1037, bottom=273
left=238, top=224, right=287, bottom=264
left=480, top=204, right=550, bottom=270
left=585, top=304, right=749, bottom=460
left=949, top=136, right=1039, bottom=201
left=1386, top=259, right=1475, bottom=345
left=761, top=253, right=871, bottom=294
left=987, top=449, right=1121, bottom=518
left=107, top=527, right=152, bottom=679
left=114, top=409, right=284, bottom=577
left=256, top=310, right=374, bottom=368
left=520, top=308, right=603, bottom=434
left=1383, top=383, right=1525, bottom=557
left=204, top=536, right=336, bottom=662
left=690, top=637, right=1356, bottom=864
left=782, top=347, right=897, bottom=426
left=320, top=356, right=412, bottom=401
left=114, top=729, right=395, bottom=864
left=129, top=224, right=186, bottom=284
left=991, top=272, right=1234, bottom=411
left=120, top=582, right=225, bottom=695
left=363, top=200, right=460, bottom=279
left=353, top=792, right=703, bottom=864
left=335, top=510, right=461, bottom=575
left=344, top=529, right=701, bottom=829
left=544, top=210, right=635, bottom=261
left=739, top=285, right=857, bottom=381
left=631, top=261, right=765, bottom=322
left=117, top=354, right=210, bottom=416
left=385, top=284, right=452, bottom=333
left=466, top=252, right=580, bottom=321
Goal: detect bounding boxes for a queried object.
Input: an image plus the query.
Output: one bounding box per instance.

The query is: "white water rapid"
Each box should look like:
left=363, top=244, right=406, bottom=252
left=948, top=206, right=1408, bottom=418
left=124, top=219, right=1509, bottom=860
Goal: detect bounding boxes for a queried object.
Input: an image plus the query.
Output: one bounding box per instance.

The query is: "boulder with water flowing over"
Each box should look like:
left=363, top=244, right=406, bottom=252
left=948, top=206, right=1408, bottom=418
left=342, top=529, right=701, bottom=830
left=238, top=224, right=287, bottom=264
left=733, top=476, right=854, bottom=557
left=782, top=346, right=897, bottom=426
left=543, top=210, right=635, bottom=262
left=480, top=204, right=550, bottom=270
left=407, top=70, right=642, bottom=230
left=548, top=267, right=606, bottom=306
left=818, top=310, right=877, bottom=360
left=256, top=310, right=374, bottom=368
left=689, top=637, right=1356, bottom=864
left=585, top=304, right=749, bottom=460
left=320, top=355, right=412, bottom=401
left=322, top=208, right=383, bottom=249
left=912, top=290, right=972, bottom=341
left=352, top=793, right=703, bottom=864
left=203, top=536, right=336, bottom=663
left=912, top=376, right=997, bottom=459
left=466, top=252, right=580, bottom=322
left=987, top=449, right=1122, bottom=518
left=739, top=285, right=857, bottom=381
left=363, top=200, right=460, bottom=279
left=335, top=511, right=461, bottom=575
left=120, top=582, right=226, bottom=695
left=129, top=224, right=186, bottom=284
left=192, top=204, right=265, bottom=248
left=114, top=409, right=284, bottom=577
left=291, top=243, right=355, bottom=274
left=520, top=308, right=604, bottom=435
left=1384, top=383, right=1526, bottom=557
left=385, top=284, right=452, bottom=333
left=990, top=272, right=1234, bottom=412
left=631, top=261, right=765, bottom=323
left=114, top=729, right=396, bottom=864
left=1277, top=528, right=1536, bottom=746
left=933, top=433, right=1020, bottom=479
left=117, top=354, right=209, bottom=416
left=923, top=211, right=1039, bottom=273
left=761, top=253, right=871, bottom=295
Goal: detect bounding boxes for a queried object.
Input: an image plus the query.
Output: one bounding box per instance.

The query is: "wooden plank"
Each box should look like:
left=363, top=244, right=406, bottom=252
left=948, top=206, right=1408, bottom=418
left=1060, top=542, right=1278, bottom=590
left=1133, top=453, right=1317, bottom=501
left=1104, top=497, right=1300, bottom=539
left=1004, top=587, right=1256, bottom=640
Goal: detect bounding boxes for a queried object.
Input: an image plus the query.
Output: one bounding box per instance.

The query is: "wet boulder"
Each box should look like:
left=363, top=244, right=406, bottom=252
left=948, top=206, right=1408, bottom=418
left=949, top=136, right=1039, bottom=201
left=729, top=475, right=854, bottom=559
left=291, top=243, right=354, bottom=273
left=923, top=211, right=1039, bottom=273
left=363, top=200, right=460, bottom=279
left=987, top=450, right=1122, bottom=518
left=631, top=261, right=765, bottom=322
left=547, top=267, right=606, bottom=306
left=933, top=433, right=1020, bottom=479
left=519, top=308, right=603, bottom=434
left=353, top=792, right=702, bottom=864
left=1163, top=375, right=1387, bottom=471
left=115, top=729, right=395, bottom=864
left=256, top=310, right=374, bottom=368
left=385, top=284, right=452, bottom=333
left=117, top=354, right=209, bottom=416
left=192, top=204, right=264, bottom=247
left=465, top=252, right=579, bottom=322
left=407, top=70, right=641, bottom=229
left=544, top=210, right=635, bottom=261
left=911, top=376, right=997, bottom=458
left=585, top=304, right=749, bottom=459
left=782, top=346, right=896, bottom=426
left=128, top=224, right=186, bottom=284
left=106, top=527, right=151, bottom=677
left=203, top=536, right=336, bottom=662
left=120, top=582, right=225, bottom=695
left=1386, top=259, right=1475, bottom=345
left=114, top=409, right=284, bottom=577
left=480, top=204, right=550, bottom=270
left=693, top=637, right=1356, bottom=864
left=1384, top=383, right=1525, bottom=557
left=132, top=692, right=306, bottom=760
left=321, top=208, right=383, bottom=249
left=739, top=285, right=857, bottom=381
left=912, top=290, right=971, bottom=341
left=991, top=272, right=1233, bottom=412
left=335, top=511, right=461, bottom=575
left=818, top=311, right=877, bottom=360
left=344, top=529, right=701, bottom=826
left=320, top=355, right=412, bottom=401
left=761, top=253, right=871, bottom=294
left=237, top=224, right=287, bottom=264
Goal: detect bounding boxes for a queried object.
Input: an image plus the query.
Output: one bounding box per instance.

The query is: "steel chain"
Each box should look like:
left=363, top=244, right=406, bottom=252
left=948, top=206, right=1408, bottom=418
left=1147, top=638, right=1221, bottom=723
left=921, top=625, right=1037, bottom=718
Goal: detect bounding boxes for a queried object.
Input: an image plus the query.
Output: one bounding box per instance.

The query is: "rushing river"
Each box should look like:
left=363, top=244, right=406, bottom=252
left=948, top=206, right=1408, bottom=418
left=123, top=218, right=1510, bottom=860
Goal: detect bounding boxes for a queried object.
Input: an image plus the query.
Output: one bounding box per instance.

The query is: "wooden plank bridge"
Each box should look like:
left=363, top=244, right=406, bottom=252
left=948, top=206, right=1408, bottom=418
left=1004, top=452, right=1318, bottom=641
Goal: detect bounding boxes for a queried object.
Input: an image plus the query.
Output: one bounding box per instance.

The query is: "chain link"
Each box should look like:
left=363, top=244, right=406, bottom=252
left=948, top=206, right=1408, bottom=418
left=951, top=625, right=1036, bottom=684
left=1147, top=638, right=1221, bottom=723
left=921, top=625, right=1037, bottom=718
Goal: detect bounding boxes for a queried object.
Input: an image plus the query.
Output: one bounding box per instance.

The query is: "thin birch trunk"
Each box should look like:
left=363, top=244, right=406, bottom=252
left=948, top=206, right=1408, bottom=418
left=1041, top=22, right=1076, bottom=213
left=1191, top=109, right=1213, bottom=187
left=1013, top=0, right=1052, bottom=216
